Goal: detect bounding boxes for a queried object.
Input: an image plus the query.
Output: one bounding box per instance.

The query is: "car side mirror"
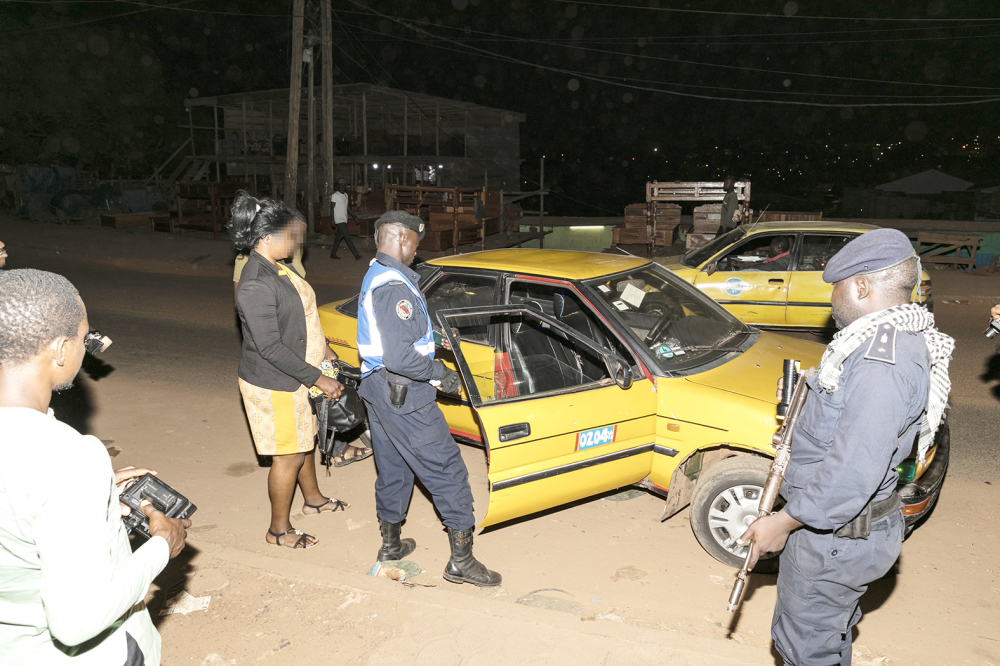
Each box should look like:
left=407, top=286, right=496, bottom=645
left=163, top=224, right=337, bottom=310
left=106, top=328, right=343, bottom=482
left=705, top=261, right=718, bottom=276
left=604, top=354, right=634, bottom=390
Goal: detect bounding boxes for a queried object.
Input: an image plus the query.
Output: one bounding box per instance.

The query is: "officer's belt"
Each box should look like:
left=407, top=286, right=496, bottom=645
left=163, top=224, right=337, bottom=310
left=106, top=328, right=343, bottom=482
left=834, top=490, right=900, bottom=540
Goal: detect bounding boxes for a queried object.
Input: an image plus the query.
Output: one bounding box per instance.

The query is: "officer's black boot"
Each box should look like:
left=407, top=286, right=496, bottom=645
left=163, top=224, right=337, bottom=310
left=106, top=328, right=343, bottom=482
left=442, top=527, right=502, bottom=587
left=377, top=520, right=416, bottom=562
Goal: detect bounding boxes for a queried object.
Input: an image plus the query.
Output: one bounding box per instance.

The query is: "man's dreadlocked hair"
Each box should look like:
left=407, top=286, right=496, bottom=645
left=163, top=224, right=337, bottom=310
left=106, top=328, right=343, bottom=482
left=0, top=269, right=86, bottom=366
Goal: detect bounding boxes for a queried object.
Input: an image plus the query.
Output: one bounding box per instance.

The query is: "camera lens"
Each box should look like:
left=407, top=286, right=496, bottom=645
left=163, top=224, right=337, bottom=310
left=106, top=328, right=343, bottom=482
left=986, top=320, right=1000, bottom=339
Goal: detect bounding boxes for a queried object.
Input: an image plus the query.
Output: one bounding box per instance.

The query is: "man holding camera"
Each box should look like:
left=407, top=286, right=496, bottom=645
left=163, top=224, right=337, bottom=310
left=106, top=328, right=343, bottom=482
left=738, top=229, right=953, bottom=665
left=0, top=269, right=189, bottom=665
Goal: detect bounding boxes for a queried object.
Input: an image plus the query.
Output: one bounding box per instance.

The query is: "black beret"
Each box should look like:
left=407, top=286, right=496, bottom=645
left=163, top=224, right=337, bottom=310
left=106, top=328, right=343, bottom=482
left=374, top=210, right=426, bottom=240
left=822, top=228, right=916, bottom=284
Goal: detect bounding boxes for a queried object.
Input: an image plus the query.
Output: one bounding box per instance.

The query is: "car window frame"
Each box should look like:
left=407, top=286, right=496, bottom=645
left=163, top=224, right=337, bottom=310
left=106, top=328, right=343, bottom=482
left=706, top=232, right=799, bottom=274
left=793, top=232, right=860, bottom=273
left=422, top=269, right=501, bottom=347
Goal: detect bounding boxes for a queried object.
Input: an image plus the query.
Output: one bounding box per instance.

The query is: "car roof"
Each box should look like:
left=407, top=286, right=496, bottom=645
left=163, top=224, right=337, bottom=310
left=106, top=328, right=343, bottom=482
left=427, top=249, right=650, bottom=280
left=743, top=220, right=879, bottom=234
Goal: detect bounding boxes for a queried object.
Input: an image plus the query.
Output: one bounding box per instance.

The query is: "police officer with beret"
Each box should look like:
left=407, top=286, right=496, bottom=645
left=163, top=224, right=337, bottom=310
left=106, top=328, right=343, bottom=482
left=356, top=210, right=501, bottom=587
left=738, top=228, right=953, bottom=665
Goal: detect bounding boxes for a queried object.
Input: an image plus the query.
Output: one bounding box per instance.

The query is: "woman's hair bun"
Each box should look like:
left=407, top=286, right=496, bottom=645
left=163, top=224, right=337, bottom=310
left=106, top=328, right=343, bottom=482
left=227, top=190, right=296, bottom=251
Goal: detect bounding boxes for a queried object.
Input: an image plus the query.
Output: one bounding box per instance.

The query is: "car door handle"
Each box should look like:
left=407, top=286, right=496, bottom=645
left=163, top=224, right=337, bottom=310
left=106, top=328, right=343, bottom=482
left=498, top=422, right=531, bottom=443
left=768, top=279, right=784, bottom=284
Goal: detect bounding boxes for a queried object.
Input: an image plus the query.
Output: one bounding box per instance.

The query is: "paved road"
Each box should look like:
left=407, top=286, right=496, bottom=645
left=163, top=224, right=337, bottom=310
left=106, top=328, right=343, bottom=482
left=12, top=243, right=1000, bottom=665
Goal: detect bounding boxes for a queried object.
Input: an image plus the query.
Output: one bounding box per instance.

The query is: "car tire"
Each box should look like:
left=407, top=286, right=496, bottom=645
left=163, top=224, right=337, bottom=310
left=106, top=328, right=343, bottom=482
left=690, top=455, right=780, bottom=572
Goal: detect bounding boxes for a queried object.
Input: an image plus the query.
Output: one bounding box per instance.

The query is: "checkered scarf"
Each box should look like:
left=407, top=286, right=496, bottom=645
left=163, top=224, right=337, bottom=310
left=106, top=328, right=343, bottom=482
left=816, top=303, right=954, bottom=464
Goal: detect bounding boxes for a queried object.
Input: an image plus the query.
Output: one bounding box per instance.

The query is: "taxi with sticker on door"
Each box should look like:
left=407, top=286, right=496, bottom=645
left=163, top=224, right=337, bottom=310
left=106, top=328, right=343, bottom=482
left=319, top=249, right=948, bottom=568
left=661, top=221, right=933, bottom=330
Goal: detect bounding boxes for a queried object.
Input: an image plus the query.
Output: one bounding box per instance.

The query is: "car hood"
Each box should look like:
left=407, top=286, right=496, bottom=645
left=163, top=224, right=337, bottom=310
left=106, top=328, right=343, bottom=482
left=683, top=331, right=825, bottom=403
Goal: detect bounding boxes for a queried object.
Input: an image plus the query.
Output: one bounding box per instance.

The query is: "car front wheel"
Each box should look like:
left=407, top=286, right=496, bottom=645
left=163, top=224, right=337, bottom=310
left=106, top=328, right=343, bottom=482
left=689, top=455, right=780, bottom=571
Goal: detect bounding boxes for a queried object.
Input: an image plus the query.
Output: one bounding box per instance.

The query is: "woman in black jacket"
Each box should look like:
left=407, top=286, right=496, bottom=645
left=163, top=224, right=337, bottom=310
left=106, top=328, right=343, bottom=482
left=229, top=192, right=348, bottom=549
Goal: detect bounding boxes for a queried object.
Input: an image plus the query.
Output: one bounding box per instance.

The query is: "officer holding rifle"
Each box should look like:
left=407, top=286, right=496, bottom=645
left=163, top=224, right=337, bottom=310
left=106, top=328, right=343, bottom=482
left=738, top=229, right=953, bottom=665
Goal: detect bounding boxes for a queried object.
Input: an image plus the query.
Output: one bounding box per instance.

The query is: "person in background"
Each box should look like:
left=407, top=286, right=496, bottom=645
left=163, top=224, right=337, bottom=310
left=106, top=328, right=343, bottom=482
left=719, top=176, right=741, bottom=233
left=229, top=191, right=354, bottom=550
left=329, top=180, right=362, bottom=261
left=0, top=268, right=190, bottom=665
left=991, top=304, right=1000, bottom=323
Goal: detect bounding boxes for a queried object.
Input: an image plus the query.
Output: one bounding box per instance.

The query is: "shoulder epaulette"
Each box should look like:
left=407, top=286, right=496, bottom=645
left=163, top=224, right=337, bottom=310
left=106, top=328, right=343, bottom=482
left=864, top=323, right=897, bottom=364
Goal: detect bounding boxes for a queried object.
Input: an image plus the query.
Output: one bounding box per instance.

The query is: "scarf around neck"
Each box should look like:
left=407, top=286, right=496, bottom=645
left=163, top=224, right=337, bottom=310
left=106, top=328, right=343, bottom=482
left=816, top=303, right=954, bottom=465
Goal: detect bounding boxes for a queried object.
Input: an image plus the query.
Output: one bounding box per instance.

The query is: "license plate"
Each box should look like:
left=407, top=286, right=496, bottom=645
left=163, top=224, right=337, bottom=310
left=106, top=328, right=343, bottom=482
left=576, top=425, right=617, bottom=451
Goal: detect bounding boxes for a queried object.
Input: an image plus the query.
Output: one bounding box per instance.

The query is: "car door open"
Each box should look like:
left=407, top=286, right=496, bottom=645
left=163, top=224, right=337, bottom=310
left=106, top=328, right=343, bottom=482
left=437, top=305, right=657, bottom=529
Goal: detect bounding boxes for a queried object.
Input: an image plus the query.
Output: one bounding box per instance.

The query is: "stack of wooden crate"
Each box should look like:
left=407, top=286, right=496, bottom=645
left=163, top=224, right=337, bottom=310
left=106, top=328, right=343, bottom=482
left=692, top=203, right=723, bottom=234
left=613, top=202, right=680, bottom=246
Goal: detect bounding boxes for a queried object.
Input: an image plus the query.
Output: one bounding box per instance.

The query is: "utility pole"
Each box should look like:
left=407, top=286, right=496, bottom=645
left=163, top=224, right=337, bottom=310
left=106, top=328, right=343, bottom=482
left=321, top=0, right=335, bottom=219
left=283, top=0, right=305, bottom=207
left=305, top=43, right=316, bottom=236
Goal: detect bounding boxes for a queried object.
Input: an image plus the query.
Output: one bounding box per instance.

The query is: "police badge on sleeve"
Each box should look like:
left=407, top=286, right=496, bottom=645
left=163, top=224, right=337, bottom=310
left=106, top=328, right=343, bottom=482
left=396, top=300, right=413, bottom=320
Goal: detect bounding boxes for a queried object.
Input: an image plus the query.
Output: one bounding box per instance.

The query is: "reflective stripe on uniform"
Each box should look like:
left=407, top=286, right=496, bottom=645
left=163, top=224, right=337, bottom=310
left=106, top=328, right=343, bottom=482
left=357, top=261, right=435, bottom=377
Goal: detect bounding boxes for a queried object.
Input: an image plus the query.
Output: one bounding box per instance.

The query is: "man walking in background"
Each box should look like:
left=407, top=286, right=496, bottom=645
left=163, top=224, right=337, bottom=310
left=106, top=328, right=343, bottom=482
left=330, top=180, right=362, bottom=261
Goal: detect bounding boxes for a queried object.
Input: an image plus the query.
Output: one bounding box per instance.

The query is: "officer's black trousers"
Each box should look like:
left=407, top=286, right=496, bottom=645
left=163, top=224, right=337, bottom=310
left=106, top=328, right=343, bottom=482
left=366, top=400, right=476, bottom=532
left=772, top=511, right=904, bottom=666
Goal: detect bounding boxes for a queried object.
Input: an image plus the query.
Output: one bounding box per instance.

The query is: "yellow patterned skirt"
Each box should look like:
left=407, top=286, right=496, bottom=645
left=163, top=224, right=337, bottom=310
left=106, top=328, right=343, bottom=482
left=238, top=379, right=317, bottom=456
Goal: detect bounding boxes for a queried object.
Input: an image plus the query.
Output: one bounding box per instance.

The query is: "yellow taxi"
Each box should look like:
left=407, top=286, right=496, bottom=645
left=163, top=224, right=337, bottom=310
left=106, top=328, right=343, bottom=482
left=661, top=221, right=933, bottom=330
left=319, top=249, right=947, bottom=567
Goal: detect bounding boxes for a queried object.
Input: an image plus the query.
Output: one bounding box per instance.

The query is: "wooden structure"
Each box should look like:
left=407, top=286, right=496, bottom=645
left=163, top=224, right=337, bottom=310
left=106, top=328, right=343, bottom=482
left=386, top=185, right=519, bottom=253
left=614, top=203, right=678, bottom=247
left=100, top=211, right=169, bottom=230
left=169, top=181, right=241, bottom=238
left=758, top=211, right=823, bottom=223
left=616, top=180, right=752, bottom=257
left=157, top=84, right=524, bottom=213
left=916, top=232, right=981, bottom=273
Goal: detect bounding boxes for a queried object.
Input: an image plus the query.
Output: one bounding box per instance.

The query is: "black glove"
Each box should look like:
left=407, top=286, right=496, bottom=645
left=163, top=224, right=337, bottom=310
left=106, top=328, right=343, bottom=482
left=438, top=366, right=462, bottom=395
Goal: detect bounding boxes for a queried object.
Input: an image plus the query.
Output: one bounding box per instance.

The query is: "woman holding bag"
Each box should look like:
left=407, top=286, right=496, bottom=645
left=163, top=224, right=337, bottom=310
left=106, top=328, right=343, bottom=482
left=229, top=191, right=352, bottom=549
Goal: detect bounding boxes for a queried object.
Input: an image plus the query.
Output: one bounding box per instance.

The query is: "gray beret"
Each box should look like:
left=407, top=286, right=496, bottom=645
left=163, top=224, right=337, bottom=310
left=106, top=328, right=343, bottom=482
left=374, top=209, right=426, bottom=240
left=822, top=228, right=916, bottom=284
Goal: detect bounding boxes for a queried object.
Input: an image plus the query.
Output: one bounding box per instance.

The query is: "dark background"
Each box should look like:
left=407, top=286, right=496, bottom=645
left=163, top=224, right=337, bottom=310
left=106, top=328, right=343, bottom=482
left=2, top=0, right=998, bottom=215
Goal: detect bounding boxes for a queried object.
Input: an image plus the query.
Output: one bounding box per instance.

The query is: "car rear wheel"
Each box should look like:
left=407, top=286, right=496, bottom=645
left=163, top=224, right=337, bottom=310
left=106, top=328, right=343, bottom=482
left=690, top=455, right=780, bottom=571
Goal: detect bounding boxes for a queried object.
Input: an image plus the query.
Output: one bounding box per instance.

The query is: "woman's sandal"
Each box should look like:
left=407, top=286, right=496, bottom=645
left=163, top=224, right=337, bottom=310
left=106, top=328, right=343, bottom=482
left=267, top=528, right=317, bottom=549
left=302, top=497, right=350, bottom=515
left=333, top=445, right=373, bottom=467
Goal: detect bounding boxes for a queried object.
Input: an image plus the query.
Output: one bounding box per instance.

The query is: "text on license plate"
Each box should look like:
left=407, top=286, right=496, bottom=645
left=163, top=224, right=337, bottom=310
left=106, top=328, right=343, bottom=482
left=576, top=425, right=617, bottom=451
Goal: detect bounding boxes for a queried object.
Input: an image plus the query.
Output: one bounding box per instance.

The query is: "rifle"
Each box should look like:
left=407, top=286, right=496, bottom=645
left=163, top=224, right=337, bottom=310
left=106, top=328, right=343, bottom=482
left=727, top=359, right=808, bottom=613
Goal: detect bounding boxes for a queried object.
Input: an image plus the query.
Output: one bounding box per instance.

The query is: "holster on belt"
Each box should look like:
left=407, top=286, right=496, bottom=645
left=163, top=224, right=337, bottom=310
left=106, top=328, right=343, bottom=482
left=377, top=368, right=410, bottom=409
left=835, top=490, right=900, bottom=540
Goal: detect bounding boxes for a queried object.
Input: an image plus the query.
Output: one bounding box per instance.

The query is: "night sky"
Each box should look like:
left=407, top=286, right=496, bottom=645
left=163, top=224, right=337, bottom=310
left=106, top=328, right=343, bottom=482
left=2, top=0, right=999, bottom=215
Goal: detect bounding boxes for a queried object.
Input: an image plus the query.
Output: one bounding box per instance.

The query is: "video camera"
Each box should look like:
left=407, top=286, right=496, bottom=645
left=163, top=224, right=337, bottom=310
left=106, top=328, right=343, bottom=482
left=986, top=319, right=1000, bottom=340
left=119, top=474, right=197, bottom=540
left=84, top=328, right=112, bottom=355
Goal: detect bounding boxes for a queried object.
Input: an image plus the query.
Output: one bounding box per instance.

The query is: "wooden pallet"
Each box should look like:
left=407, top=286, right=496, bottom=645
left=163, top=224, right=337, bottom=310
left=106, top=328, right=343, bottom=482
left=613, top=227, right=673, bottom=246
left=916, top=232, right=980, bottom=273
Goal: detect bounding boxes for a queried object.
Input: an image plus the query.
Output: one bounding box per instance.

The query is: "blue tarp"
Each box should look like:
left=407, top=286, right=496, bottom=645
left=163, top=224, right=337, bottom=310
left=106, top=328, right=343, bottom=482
left=17, top=165, right=76, bottom=215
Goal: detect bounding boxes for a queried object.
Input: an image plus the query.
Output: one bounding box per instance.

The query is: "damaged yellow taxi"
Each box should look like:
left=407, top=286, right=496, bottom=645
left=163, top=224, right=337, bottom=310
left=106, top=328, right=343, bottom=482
left=319, top=249, right=947, bottom=567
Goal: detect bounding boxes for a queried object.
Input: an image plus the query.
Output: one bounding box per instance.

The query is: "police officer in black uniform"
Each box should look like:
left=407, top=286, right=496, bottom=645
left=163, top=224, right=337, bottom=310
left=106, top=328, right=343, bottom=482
left=356, top=210, right=501, bottom=587
left=738, top=229, right=953, bottom=665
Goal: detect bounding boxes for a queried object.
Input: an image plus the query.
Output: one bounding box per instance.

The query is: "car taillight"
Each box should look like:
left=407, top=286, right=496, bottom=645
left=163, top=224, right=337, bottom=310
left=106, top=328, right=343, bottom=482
left=895, top=459, right=917, bottom=483
left=919, top=280, right=932, bottom=301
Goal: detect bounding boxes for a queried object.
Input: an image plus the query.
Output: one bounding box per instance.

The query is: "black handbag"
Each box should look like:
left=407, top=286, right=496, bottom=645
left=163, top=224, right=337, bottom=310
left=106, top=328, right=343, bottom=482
left=312, top=361, right=367, bottom=471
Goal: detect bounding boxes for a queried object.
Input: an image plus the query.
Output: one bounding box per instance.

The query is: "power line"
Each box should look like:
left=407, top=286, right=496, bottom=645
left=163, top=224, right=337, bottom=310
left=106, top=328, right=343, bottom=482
left=0, top=0, right=204, bottom=35
left=357, top=14, right=1000, bottom=92
left=345, top=1, right=1000, bottom=107
left=340, top=20, right=997, bottom=100
left=553, top=0, right=1000, bottom=23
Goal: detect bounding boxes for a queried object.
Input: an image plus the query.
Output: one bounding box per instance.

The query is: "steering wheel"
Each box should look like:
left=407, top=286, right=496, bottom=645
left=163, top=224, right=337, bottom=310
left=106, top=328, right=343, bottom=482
left=644, top=309, right=674, bottom=346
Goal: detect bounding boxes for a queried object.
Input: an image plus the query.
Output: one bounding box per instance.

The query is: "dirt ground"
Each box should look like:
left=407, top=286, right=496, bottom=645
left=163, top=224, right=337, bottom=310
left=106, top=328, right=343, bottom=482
left=2, top=216, right=998, bottom=665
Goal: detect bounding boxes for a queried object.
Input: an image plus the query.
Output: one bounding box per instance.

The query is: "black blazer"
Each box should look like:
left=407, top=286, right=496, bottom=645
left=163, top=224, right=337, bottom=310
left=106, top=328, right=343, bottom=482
left=235, top=251, right=322, bottom=392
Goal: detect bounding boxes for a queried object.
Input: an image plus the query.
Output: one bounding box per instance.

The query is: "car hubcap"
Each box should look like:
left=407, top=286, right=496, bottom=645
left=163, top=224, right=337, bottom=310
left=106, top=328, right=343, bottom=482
left=707, top=484, right=763, bottom=557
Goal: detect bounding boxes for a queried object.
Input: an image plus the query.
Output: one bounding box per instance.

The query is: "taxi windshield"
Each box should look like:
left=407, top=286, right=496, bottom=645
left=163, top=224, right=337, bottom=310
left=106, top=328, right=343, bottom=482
left=584, top=264, right=749, bottom=372
left=681, top=227, right=745, bottom=267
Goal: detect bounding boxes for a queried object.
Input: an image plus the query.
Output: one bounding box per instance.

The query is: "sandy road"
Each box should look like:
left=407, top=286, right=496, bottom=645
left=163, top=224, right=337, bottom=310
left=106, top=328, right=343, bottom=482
left=3, top=218, right=999, bottom=665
